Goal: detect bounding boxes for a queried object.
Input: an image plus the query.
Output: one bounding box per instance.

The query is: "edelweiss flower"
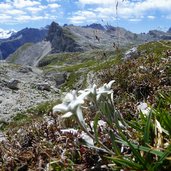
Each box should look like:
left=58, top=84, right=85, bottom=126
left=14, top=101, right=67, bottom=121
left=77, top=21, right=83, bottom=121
left=78, top=80, right=115, bottom=101
left=96, top=80, right=115, bottom=100
left=53, top=90, right=85, bottom=113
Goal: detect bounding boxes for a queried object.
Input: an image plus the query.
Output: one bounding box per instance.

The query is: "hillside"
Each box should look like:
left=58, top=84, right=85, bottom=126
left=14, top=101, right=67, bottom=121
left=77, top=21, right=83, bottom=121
left=0, top=40, right=171, bottom=170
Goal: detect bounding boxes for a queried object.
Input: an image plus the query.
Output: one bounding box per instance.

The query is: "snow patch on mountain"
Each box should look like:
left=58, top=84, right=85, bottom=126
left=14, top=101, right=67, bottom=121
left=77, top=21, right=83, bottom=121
left=0, top=28, right=17, bottom=39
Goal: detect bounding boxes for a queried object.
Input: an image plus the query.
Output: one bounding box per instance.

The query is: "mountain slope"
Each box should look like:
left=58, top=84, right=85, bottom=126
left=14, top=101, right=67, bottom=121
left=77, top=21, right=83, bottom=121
left=7, top=41, right=51, bottom=66
left=0, top=28, right=48, bottom=59
left=6, top=22, right=171, bottom=66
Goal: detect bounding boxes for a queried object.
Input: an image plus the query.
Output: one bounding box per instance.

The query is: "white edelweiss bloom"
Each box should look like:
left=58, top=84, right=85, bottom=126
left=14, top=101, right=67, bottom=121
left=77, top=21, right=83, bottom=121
left=53, top=103, right=69, bottom=113
left=106, top=80, right=115, bottom=89
left=68, top=91, right=88, bottom=111
left=61, top=112, right=73, bottom=118
left=63, top=90, right=77, bottom=103
left=96, top=80, right=115, bottom=100
left=79, top=84, right=97, bottom=95
left=53, top=90, right=88, bottom=120
left=61, top=128, right=78, bottom=135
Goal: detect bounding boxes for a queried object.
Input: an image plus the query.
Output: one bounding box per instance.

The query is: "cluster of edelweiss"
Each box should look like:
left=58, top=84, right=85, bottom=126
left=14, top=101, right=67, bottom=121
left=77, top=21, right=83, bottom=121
left=53, top=80, right=115, bottom=120
left=53, top=80, right=115, bottom=153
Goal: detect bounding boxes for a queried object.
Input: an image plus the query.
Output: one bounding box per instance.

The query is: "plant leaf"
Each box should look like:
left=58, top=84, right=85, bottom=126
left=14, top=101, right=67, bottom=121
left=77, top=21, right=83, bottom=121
left=108, top=156, right=143, bottom=170
left=93, top=113, right=100, bottom=143
left=143, top=110, right=152, bottom=144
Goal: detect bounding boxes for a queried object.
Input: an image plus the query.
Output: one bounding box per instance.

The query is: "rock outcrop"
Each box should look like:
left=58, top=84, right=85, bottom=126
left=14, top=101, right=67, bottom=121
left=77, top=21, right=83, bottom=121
left=46, top=22, right=82, bottom=53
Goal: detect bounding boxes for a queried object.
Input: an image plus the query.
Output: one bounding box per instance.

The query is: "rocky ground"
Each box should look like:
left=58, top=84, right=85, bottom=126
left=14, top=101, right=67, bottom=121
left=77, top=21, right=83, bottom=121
left=0, top=61, right=59, bottom=122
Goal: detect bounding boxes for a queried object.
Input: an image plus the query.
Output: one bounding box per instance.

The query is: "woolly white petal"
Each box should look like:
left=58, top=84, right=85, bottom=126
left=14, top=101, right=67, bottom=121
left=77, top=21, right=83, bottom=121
left=61, top=112, right=73, bottom=118
left=76, top=106, right=86, bottom=128
left=107, top=80, right=115, bottom=89
left=53, top=103, right=68, bottom=113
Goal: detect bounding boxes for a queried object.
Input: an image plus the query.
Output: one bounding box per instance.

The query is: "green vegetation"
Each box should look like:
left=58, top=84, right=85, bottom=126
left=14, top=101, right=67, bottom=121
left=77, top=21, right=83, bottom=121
left=138, top=40, right=171, bottom=56
left=0, top=100, right=59, bottom=131
left=39, top=49, right=123, bottom=90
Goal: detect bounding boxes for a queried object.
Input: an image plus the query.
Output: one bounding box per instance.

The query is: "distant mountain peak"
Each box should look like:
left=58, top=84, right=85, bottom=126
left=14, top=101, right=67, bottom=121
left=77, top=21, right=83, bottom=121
left=0, top=28, right=17, bottom=39
left=167, top=27, right=171, bottom=33
left=82, top=23, right=105, bottom=30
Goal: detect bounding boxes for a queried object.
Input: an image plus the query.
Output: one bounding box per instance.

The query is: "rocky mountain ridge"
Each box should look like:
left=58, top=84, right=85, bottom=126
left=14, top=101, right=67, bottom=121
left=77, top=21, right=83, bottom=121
left=3, top=22, right=171, bottom=63
left=0, top=28, right=48, bottom=59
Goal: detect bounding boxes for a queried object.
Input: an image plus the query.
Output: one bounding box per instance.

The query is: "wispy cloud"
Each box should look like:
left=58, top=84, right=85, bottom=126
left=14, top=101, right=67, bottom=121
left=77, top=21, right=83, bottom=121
left=147, top=15, right=155, bottom=19
left=0, top=0, right=170, bottom=32
left=13, top=0, right=41, bottom=8
left=0, top=0, right=61, bottom=25
left=73, top=0, right=171, bottom=23
left=69, top=10, right=97, bottom=24
left=48, top=3, right=60, bottom=9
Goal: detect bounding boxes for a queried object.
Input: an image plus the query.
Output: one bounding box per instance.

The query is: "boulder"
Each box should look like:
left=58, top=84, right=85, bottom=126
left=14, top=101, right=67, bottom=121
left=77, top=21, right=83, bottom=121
left=19, top=66, right=32, bottom=73
left=55, top=72, right=68, bottom=87
left=37, top=83, right=51, bottom=91
left=6, top=79, right=20, bottom=90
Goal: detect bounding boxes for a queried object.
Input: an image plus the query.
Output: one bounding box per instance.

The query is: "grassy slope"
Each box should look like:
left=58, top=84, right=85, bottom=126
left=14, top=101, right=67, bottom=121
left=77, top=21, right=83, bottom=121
left=39, top=49, right=124, bottom=90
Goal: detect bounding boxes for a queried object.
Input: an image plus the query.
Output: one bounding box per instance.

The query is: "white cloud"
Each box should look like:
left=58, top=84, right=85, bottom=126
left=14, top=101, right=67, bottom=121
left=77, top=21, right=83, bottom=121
left=147, top=15, right=155, bottom=19
left=0, top=0, right=61, bottom=24
left=0, top=2, right=12, bottom=9
left=13, top=0, right=41, bottom=8
left=129, top=18, right=142, bottom=22
left=0, top=14, right=13, bottom=23
left=69, top=10, right=97, bottom=24
left=77, top=0, right=171, bottom=21
left=48, top=3, right=60, bottom=9
left=5, top=9, right=26, bottom=15
left=27, top=6, right=47, bottom=13
left=47, top=0, right=59, bottom=2
left=79, top=0, right=117, bottom=5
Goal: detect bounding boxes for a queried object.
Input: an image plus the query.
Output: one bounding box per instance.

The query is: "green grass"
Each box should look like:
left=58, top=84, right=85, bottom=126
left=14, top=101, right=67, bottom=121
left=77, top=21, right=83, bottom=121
left=138, top=40, right=171, bottom=57
left=0, top=100, right=60, bottom=131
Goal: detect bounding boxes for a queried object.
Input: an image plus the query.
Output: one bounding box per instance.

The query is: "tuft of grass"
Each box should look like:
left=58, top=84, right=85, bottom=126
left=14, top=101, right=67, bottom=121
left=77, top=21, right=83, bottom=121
left=0, top=100, right=60, bottom=131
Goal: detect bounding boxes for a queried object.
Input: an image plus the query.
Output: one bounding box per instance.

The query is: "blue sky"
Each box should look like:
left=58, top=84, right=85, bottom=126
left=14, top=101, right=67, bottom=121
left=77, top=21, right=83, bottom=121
left=0, top=0, right=171, bottom=33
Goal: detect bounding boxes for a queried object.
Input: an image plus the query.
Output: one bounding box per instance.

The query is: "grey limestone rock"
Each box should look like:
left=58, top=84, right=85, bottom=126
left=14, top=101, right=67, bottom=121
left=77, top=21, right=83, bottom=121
left=6, top=79, right=20, bottom=90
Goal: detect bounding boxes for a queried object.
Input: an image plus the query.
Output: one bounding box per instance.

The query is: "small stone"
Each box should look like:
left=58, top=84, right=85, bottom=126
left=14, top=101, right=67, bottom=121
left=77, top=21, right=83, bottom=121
left=37, top=83, right=51, bottom=91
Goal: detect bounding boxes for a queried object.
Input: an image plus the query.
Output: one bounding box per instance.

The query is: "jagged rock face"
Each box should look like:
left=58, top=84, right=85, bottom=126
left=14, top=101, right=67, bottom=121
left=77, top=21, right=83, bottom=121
left=83, top=23, right=105, bottom=30
left=46, top=22, right=82, bottom=53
